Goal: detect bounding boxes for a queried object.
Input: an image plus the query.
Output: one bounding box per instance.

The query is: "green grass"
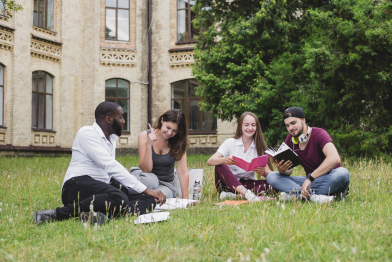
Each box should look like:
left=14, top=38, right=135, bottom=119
left=0, top=155, right=391, bottom=261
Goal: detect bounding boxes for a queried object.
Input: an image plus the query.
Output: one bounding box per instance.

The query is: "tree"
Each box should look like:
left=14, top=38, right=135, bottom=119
left=1, top=0, right=23, bottom=18
left=192, top=0, right=392, bottom=156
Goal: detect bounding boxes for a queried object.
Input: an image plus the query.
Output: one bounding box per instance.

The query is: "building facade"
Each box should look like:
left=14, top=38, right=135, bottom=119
left=0, top=0, right=235, bottom=156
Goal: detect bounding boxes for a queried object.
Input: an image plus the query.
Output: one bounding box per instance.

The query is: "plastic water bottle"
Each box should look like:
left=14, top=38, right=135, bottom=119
left=192, top=180, right=202, bottom=200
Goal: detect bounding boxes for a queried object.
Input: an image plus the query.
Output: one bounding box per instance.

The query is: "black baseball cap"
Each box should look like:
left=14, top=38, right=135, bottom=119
left=283, top=107, right=311, bottom=123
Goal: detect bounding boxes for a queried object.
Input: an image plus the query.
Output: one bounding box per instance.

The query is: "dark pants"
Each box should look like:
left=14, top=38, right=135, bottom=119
left=215, top=164, right=275, bottom=195
left=56, top=175, right=156, bottom=220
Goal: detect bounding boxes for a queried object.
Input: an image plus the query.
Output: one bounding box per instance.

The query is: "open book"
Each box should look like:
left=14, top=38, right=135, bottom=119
left=154, top=198, right=200, bottom=211
left=265, top=142, right=302, bottom=168
left=232, top=155, right=269, bottom=172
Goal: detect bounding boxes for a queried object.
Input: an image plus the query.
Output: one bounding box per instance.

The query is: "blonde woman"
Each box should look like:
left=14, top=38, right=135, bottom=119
left=207, top=112, right=275, bottom=202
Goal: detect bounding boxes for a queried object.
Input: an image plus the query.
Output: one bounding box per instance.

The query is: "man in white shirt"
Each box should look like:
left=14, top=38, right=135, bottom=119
left=34, top=102, right=166, bottom=224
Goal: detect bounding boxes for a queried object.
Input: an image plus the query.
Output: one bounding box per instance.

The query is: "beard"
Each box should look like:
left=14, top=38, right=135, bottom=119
left=293, top=123, right=305, bottom=138
left=112, top=119, right=122, bottom=136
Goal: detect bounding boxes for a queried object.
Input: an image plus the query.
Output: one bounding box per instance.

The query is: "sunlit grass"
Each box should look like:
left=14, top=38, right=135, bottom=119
left=0, top=156, right=391, bottom=261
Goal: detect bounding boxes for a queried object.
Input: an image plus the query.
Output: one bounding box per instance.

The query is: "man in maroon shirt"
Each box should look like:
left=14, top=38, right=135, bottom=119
left=266, top=107, right=350, bottom=203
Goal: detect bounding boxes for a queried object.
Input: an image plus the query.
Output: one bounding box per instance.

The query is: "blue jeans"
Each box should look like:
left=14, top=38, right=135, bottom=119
left=266, top=167, right=350, bottom=197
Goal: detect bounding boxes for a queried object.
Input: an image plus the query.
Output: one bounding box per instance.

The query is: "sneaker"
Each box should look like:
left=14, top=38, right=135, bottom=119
left=279, top=192, right=297, bottom=202
left=244, top=190, right=260, bottom=203
left=34, top=209, right=57, bottom=224
left=79, top=212, right=109, bottom=226
left=220, top=191, right=239, bottom=200
left=310, top=195, right=335, bottom=204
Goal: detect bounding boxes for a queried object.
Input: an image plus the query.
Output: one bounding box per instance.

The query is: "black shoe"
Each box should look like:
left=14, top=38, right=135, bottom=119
left=34, top=209, right=57, bottom=224
left=79, top=212, right=109, bottom=226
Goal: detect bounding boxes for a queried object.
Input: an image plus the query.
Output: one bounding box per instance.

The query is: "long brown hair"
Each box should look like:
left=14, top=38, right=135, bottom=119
left=234, top=112, right=274, bottom=171
left=154, top=109, right=190, bottom=161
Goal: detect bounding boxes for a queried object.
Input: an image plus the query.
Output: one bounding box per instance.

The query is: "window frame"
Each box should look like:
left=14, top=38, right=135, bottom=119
left=105, top=78, right=130, bottom=133
left=0, top=0, right=6, bottom=16
left=105, top=0, right=130, bottom=42
left=171, top=79, right=217, bottom=134
left=32, top=71, right=53, bottom=131
left=33, top=0, right=55, bottom=31
left=0, top=64, right=4, bottom=127
left=176, top=0, right=199, bottom=43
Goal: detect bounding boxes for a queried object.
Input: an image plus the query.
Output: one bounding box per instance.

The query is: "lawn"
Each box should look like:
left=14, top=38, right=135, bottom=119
left=0, top=155, right=391, bottom=261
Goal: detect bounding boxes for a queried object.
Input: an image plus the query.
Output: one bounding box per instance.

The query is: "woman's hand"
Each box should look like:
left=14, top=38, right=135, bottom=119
left=147, top=124, right=157, bottom=146
left=254, top=167, right=267, bottom=177
left=224, top=154, right=237, bottom=166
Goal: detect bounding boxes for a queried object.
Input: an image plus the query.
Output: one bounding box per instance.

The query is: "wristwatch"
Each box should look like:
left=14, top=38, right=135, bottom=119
left=307, top=173, right=315, bottom=182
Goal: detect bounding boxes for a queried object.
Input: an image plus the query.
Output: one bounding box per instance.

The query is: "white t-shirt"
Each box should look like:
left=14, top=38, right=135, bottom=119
left=217, top=137, right=259, bottom=181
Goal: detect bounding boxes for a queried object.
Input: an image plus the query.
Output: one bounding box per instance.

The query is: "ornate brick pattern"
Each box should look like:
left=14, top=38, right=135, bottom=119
left=169, top=51, right=194, bottom=68
left=0, top=28, right=13, bottom=51
left=30, top=38, right=62, bottom=62
left=32, top=131, right=56, bottom=146
left=32, top=26, right=57, bottom=37
left=100, top=48, right=136, bottom=67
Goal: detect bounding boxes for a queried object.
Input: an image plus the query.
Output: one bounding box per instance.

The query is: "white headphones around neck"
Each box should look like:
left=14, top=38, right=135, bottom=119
left=292, top=126, right=312, bottom=144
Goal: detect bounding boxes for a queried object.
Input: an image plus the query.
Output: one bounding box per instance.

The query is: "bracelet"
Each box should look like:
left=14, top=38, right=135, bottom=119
left=307, top=173, right=315, bottom=182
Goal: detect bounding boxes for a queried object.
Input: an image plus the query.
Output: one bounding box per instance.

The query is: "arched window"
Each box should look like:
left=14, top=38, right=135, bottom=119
left=32, top=71, right=53, bottom=130
left=0, top=64, right=4, bottom=126
left=177, top=0, right=199, bottom=42
left=33, top=0, right=55, bottom=31
left=105, top=78, right=130, bottom=132
left=105, top=0, right=130, bottom=41
left=171, top=79, right=217, bottom=133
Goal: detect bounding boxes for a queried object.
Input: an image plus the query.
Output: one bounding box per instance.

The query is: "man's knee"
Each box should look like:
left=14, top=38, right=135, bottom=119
left=107, top=190, right=130, bottom=207
left=331, top=167, right=350, bottom=185
left=266, top=171, right=281, bottom=185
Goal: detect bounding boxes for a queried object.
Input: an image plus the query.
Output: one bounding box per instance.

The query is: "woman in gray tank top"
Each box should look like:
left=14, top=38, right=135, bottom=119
left=130, top=109, right=190, bottom=199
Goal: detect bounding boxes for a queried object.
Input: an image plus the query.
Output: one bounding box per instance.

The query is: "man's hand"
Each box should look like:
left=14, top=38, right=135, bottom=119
left=274, top=159, right=293, bottom=173
left=301, top=179, right=311, bottom=198
left=143, top=188, right=166, bottom=204
left=254, top=167, right=267, bottom=177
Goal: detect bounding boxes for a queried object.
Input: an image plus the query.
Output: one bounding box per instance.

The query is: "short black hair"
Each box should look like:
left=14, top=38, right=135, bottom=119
left=95, top=101, right=121, bottom=120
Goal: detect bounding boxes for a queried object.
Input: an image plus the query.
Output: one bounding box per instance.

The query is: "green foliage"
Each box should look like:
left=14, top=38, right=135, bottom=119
left=192, top=0, right=392, bottom=156
left=1, top=0, right=23, bottom=18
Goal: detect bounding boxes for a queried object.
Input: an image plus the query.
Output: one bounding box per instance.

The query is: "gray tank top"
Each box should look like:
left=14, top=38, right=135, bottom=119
left=147, top=129, right=176, bottom=182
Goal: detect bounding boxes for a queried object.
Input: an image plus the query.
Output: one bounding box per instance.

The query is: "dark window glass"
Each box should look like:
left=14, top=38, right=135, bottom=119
left=105, top=78, right=130, bottom=132
left=171, top=79, right=217, bottom=133
left=32, top=71, right=53, bottom=130
left=105, top=0, right=130, bottom=41
left=33, top=0, right=54, bottom=31
left=177, top=0, right=198, bottom=42
left=0, top=64, right=3, bottom=126
left=0, top=0, right=6, bottom=16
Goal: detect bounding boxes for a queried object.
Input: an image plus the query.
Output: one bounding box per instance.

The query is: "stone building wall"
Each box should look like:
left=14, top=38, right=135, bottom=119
left=0, top=0, right=235, bottom=156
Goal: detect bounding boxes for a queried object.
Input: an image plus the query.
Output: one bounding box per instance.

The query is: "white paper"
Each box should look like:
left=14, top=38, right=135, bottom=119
left=134, top=212, right=170, bottom=224
left=154, top=198, right=200, bottom=211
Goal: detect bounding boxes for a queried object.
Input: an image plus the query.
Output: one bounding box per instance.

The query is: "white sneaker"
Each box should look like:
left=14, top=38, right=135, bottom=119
left=310, top=194, right=335, bottom=204
left=220, top=191, right=238, bottom=200
left=244, top=190, right=260, bottom=203
left=279, top=192, right=297, bottom=201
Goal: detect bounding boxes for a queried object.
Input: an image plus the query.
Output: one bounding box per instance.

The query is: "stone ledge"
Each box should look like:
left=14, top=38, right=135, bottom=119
left=32, top=26, right=57, bottom=37
left=0, top=15, right=9, bottom=22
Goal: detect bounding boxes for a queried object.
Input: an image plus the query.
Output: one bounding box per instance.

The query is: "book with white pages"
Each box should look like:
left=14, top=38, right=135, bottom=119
left=134, top=212, right=170, bottom=224
left=265, top=142, right=303, bottom=168
left=154, top=198, right=200, bottom=211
